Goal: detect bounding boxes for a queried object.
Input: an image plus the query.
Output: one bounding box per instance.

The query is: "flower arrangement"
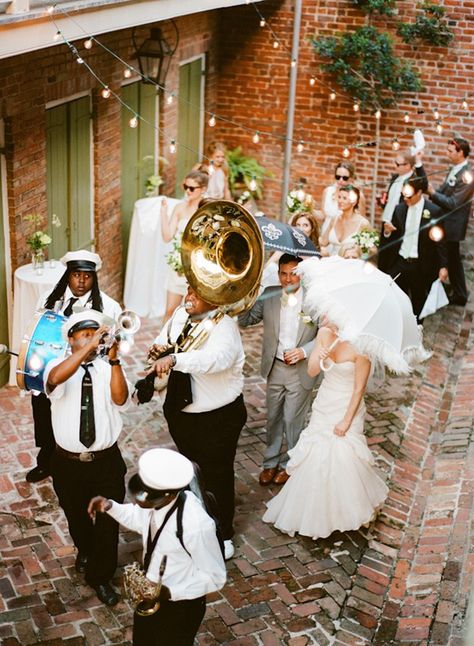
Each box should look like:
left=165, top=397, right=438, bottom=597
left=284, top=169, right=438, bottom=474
left=166, top=232, right=184, bottom=275
left=25, top=214, right=52, bottom=252
left=352, top=228, right=380, bottom=255
left=237, top=190, right=252, bottom=206
left=286, top=187, right=314, bottom=216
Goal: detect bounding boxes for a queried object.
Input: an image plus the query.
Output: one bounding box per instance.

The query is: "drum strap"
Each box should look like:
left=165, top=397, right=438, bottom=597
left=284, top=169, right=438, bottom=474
left=80, top=363, right=96, bottom=448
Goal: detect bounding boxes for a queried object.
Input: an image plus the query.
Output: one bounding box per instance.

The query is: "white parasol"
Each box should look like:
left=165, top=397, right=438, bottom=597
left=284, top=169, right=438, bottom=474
left=298, top=256, right=431, bottom=374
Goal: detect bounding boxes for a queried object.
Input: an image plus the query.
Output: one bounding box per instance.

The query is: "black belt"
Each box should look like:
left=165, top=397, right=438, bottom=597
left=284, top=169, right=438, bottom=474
left=56, top=442, right=118, bottom=462
left=399, top=255, right=419, bottom=264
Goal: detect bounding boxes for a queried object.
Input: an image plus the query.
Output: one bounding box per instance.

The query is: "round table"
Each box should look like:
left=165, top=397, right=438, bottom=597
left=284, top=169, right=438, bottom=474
left=8, top=262, right=65, bottom=386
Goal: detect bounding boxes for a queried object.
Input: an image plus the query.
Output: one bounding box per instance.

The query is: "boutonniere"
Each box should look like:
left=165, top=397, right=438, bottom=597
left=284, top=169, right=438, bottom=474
left=299, top=312, right=314, bottom=326
left=447, top=178, right=456, bottom=187
left=422, top=209, right=431, bottom=219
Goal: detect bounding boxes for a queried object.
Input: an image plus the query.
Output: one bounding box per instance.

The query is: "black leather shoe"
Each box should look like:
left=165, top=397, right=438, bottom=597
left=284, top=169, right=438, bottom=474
left=92, top=583, right=119, bottom=606
left=449, top=296, right=467, bottom=306
left=75, top=553, right=89, bottom=573
left=26, top=466, right=50, bottom=483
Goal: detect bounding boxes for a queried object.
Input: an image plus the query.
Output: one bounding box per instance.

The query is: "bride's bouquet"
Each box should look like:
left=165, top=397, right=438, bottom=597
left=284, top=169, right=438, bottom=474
left=352, top=228, right=380, bottom=256
left=165, top=232, right=184, bottom=275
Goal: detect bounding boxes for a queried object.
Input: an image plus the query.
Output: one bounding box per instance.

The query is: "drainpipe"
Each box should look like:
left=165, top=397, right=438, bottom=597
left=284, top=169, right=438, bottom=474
left=280, top=0, right=303, bottom=220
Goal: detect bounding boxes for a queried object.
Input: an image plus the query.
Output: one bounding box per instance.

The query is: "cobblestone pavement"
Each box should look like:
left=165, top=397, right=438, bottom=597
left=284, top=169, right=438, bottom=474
left=0, top=262, right=473, bottom=645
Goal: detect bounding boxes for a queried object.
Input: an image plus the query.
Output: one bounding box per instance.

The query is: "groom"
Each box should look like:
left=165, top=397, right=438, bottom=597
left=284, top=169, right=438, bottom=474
left=239, top=254, right=318, bottom=486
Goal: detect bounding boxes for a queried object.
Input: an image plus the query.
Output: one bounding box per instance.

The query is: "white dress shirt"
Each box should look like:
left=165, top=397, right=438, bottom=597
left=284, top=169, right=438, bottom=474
left=36, top=286, right=122, bottom=321
left=154, top=306, right=245, bottom=413
left=107, top=491, right=226, bottom=601
left=382, top=170, right=413, bottom=223
left=276, top=288, right=303, bottom=360
left=44, top=357, right=131, bottom=452
left=400, top=198, right=424, bottom=259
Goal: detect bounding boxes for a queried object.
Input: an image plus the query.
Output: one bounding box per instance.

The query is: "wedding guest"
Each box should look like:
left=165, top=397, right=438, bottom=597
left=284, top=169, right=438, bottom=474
left=319, top=186, right=370, bottom=256
left=289, top=212, right=320, bottom=250
left=160, top=170, right=209, bottom=322
left=196, top=141, right=231, bottom=200
left=320, top=162, right=366, bottom=234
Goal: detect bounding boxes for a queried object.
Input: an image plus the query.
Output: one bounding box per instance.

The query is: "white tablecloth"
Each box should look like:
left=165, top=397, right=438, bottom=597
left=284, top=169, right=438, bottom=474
left=123, top=196, right=182, bottom=318
left=9, top=262, right=65, bottom=385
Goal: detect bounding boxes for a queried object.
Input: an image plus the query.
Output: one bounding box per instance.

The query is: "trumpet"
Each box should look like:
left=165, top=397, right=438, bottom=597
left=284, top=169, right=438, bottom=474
left=98, top=310, right=141, bottom=356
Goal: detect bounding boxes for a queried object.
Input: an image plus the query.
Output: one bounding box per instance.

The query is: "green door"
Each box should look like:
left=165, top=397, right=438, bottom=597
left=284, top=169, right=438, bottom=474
left=176, top=58, right=204, bottom=193
left=46, top=96, right=92, bottom=259
left=121, top=82, right=158, bottom=265
left=0, top=156, right=9, bottom=386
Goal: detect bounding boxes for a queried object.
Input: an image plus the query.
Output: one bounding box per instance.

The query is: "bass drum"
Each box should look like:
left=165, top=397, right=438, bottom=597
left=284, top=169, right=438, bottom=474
left=17, top=310, right=68, bottom=392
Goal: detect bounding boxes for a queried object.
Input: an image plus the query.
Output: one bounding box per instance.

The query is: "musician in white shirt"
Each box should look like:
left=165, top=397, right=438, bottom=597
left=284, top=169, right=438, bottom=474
left=88, top=448, right=226, bottom=646
left=148, top=287, right=247, bottom=561
left=26, top=250, right=121, bottom=484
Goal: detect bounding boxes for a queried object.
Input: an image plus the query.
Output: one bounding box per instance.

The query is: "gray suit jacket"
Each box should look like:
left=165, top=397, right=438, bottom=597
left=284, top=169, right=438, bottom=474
left=239, top=286, right=318, bottom=390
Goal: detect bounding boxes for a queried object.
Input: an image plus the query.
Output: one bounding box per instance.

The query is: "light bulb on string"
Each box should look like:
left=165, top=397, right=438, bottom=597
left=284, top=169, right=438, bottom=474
left=123, top=67, right=132, bottom=79
left=462, top=98, right=469, bottom=110
left=309, top=77, right=316, bottom=87
left=403, top=112, right=410, bottom=123
left=291, top=59, right=297, bottom=68
left=296, top=140, right=304, bottom=153
left=249, top=177, right=258, bottom=192
left=348, top=189, right=358, bottom=204
left=330, top=91, right=336, bottom=101
left=392, top=137, right=400, bottom=151
left=273, top=40, right=279, bottom=49
left=84, top=38, right=93, bottom=50
left=77, top=57, right=84, bottom=64
left=208, top=161, right=215, bottom=175
left=429, top=225, right=444, bottom=242
left=462, top=170, right=473, bottom=184
left=433, top=108, right=440, bottom=120
left=401, top=183, right=415, bottom=198
left=342, top=147, right=350, bottom=158
left=253, top=131, right=260, bottom=144
left=47, top=5, right=55, bottom=14
left=259, top=18, right=266, bottom=27
left=169, top=139, right=176, bottom=154
left=167, top=93, right=174, bottom=105
left=53, top=30, right=61, bottom=42
left=287, top=293, right=298, bottom=308
left=375, top=109, right=381, bottom=120
left=208, top=114, right=216, bottom=127
left=353, top=101, right=360, bottom=112
left=101, top=86, right=111, bottom=99
left=129, top=115, right=138, bottom=128
left=436, top=121, right=443, bottom=134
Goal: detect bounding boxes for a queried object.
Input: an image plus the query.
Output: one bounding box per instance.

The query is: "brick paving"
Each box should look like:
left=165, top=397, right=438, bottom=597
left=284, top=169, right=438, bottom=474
left=0, top=257, right=473, bottom=645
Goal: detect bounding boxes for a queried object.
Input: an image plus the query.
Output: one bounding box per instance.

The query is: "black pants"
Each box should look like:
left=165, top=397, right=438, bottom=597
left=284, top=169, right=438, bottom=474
left=390, top=256, right=427, bottom=318
left=133, top=596, right=206, bottom=646
left=51, top=445, right=126, bottom=585
left=446, top=240, right=468, bottom=303
left=165, top=395, right=247, bottom=540
left=31, top=393, right=55, bottom=470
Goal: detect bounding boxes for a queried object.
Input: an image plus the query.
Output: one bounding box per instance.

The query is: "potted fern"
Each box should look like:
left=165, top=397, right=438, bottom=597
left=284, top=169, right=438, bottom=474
left=226, top=147, right=268, bottom=200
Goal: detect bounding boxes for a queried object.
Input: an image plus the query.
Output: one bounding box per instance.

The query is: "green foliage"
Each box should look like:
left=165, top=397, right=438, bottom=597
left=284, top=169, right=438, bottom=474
left=397, top=2, right=454, bottom=47
left=226, top=146, right=268, bottom=199
left=351, top=0, right=397, bottom=15
left=312, top=26, right=422, bottom=110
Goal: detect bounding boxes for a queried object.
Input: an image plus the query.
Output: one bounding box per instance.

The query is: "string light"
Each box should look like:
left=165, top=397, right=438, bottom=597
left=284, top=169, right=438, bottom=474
left=342, top=147, right=350, bottom=158
left=436, top=121, right=443, bottom=134
left=392, top=137, right=400, bottom=151
left=101, top=86, right=111, bottom=99
left=123, top=67, right=132, bottom=79
left=403, top=112, right=410, bottom=123
left=348, top=189, right=358, bottom=204
left=287, top=293, right=298, bottom=308
left=462, top=170, right=473, bottom=184
left=402, top=184, right=415, bottom=198
left=462, top=99, right=469, bottom=110
left=273, top=40, right=279, bottom=49
left=375, top=109, right=381, bottom=120
left=353, top=101, right=360, bottom=112
left=53, top=30, right=61, bottom=42
left=249, top=176, right=258, bottom=192
left=84, top=38, right=93, bottom=50
left=433, top=108, right=440, bottom=120
left=76, top=57, right=84, bottom=64
left=260, top=18, right=266, bottom=27
left=291, top=59, right=297, bottom=68
left=129, top=115, right=138, bottom=128
left=253, top=131, right=260, bottom=144
left=309, top=77, right=316, bottom=87
left=167, top=93, right=174, bottom=105
left=47, top=5, right=55, bottom=14
left=296, top=140, right=304, bottom=153
left=169, top=139, right=176, bottom=154
left=208, top=114, right=216, bottom=127
left=429, top=225, right=444, bottom=242
left=330, top=91, right=336, bottom=101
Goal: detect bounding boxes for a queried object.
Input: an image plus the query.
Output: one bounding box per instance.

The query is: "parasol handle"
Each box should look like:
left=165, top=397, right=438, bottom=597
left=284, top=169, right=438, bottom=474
left=319, top=337, right=340, bottom=372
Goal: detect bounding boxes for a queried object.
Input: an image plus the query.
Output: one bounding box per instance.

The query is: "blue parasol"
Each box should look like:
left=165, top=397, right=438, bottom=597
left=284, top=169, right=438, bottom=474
left=254, top=216, right=319, bottom=257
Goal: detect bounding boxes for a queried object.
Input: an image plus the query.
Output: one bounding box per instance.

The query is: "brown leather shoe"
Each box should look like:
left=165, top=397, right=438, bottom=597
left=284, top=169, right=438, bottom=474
left=259, top=467, right=278, bottom=486
left=273, top=469, right=289, bottom=485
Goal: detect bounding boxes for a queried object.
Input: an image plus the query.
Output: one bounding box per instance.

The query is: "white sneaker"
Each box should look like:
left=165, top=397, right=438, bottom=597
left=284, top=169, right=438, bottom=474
left=224, top=539, right=235, bottom=560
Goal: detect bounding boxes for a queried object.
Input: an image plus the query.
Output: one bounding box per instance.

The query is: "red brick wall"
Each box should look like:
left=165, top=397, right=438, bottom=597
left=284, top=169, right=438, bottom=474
left=0, top=11, right=219, bottom=299
left=215, top=0, right=474, bottom=220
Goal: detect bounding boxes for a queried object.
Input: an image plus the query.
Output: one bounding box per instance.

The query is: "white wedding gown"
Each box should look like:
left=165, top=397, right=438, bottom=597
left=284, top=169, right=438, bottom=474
left=263, top=361, right=388, bottom=539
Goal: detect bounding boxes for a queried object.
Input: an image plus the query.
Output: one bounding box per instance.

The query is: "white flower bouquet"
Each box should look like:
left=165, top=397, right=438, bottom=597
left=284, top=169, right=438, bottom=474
left=352, top=228, right=380, bottom=255
left=286, top=188, right=314, bottom=216
left=166, top=232, right=184, bottom=275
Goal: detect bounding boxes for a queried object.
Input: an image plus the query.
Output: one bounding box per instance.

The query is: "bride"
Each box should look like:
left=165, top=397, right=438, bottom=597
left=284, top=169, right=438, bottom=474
left=263, top=323, right=388, bottom=539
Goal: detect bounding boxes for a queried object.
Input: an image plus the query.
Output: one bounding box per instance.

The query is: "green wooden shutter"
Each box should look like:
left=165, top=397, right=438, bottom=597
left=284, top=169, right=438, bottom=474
left=176, top=58, right=203, bottom=193
left=46, top=104, right=69, bottom=259
left=70, top=96, right=92, bottom=250
left=0, top=158, right=8, bottom=386
left=121, top=82, right=157, bottom=265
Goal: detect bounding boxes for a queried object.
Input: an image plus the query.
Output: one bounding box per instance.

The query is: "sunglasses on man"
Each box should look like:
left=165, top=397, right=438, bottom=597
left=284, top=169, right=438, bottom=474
left=183, top=183, right=200, bottom=192
left=335, top=174, right=350, bottom=181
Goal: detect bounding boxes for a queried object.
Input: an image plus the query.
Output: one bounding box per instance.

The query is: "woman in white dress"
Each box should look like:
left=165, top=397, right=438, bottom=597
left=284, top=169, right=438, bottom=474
left=319, top=185, right=370, bottom=256
left=263, top=324, right=388, bottom=540
left=160, top=169, right=209, bottom=322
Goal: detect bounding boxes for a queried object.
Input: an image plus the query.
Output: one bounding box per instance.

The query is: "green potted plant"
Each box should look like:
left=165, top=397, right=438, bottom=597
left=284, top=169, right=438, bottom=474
left=226, top=146, right=268, bottom=200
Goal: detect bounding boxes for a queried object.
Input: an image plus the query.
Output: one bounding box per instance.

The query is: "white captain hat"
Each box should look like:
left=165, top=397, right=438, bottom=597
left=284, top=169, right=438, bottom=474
left=60, top=250, right=102, bottom=272
left=128, top=449, right=195, bottom=501
left=62, top=309, right=104, bottom=339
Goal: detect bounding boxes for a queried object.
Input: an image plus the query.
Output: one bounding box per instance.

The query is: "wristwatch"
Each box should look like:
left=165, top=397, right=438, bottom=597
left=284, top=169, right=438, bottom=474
left=170, top=354, right=177, bottom=367
left=109, top=359, right=121, bottom=366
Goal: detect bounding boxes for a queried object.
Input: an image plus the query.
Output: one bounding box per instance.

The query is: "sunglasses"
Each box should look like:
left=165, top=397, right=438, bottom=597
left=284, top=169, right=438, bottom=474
left=183, top=184, right=200, bottom=192
left=335, top=174, right=350, bottom=181
left=395, top=161, right=408, bottom=167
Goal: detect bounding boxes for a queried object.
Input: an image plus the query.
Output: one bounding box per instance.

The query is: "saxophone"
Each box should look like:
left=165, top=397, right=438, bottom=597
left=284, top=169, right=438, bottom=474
left=123, top=555, right=167, bottom=616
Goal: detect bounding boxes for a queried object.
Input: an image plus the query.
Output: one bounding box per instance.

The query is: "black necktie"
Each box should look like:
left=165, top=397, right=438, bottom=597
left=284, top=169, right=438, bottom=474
left=64, top=297, right=79, bottom=317
left=80, top=363, right=96, bottom=448
left=163, top=318, right=194, bottom=415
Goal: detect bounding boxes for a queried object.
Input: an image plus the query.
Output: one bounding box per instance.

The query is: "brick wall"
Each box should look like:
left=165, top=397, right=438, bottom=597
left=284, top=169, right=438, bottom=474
left=215, top=0, right=474, bottom=220
left=0, top=10, right=219, bottom=299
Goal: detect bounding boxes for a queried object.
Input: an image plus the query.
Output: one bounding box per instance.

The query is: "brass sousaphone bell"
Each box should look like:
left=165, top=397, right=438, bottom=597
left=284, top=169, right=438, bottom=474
left=180, top=200, right=264, bottom=318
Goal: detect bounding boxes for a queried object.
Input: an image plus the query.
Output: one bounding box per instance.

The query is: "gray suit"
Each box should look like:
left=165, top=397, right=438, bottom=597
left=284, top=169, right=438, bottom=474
left=239, top=286, right=318, bottom=469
